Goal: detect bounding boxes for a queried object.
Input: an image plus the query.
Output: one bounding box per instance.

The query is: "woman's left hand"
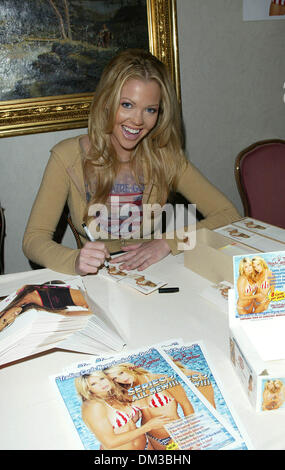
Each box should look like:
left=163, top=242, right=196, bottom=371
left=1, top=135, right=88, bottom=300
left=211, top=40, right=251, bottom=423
left=112, top=239, right=171, bottom=271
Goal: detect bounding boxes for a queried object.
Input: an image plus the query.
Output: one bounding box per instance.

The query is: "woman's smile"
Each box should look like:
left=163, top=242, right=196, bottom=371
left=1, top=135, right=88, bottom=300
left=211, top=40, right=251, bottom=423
left=121, top=125, right=143, bottom=140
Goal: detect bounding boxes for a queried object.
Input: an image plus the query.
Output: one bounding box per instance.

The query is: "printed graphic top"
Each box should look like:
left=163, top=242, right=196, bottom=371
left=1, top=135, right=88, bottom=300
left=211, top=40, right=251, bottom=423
left=86, top=166, right=144, bottom=238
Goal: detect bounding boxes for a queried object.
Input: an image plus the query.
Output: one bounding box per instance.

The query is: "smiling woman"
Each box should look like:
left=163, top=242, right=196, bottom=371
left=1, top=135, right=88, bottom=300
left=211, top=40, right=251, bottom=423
left=22, top=48, right=240, bottom=276
left=74, top=370, right=168, bottom=450
left=104, top=362, right=194, bottom=450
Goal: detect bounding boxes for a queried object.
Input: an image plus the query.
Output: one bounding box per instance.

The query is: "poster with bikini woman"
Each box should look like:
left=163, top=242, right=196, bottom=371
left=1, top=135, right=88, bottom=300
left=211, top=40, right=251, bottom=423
left=51, top=345, right=243, bottom=451
left=163, top=342, right=250, bottom=449
left=233, top=251, right=285, bottom=319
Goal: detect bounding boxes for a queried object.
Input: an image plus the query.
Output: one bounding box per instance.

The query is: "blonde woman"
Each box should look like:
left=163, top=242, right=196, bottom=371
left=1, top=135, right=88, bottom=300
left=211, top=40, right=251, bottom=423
left=23, top=49, right=240, bottom=276
left=236, top=257, right=258, bottom=315
left=252, top=256, right=275, bottom=314
left=105, top=362, right=194, bottom=450
left=75, top=371, right=170, bottom=450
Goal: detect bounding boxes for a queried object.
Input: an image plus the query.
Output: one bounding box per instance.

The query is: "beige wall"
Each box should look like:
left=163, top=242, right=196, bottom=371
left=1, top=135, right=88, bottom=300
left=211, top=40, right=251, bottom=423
left=1, top=0, right=284, bottom=273
left=1, top=129, right=82, bottom=274
left=177, top=0, right=285, bottom=208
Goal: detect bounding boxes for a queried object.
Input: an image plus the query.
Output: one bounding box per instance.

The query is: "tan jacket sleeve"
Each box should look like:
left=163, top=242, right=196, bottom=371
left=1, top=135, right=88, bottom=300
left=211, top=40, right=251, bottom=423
left=22, top=151, right=80, bottom=274
left=165, top=160, right=241, bottom=254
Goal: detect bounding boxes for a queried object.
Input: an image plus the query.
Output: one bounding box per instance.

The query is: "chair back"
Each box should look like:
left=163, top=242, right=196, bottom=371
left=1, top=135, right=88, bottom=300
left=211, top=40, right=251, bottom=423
left=67, top=216, right=83, bottom=249
left=235, top=139, right=285, bottom=229
left=0, top=205, right=5, bottom=274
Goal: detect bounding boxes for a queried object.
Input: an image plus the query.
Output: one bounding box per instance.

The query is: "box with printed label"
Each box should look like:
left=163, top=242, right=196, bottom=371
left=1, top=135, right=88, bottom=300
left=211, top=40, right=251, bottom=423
left=229, top=250, right=285, bottom=412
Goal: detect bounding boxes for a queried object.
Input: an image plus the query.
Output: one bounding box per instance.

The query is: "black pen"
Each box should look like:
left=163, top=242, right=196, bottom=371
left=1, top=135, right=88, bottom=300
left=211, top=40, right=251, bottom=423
left=82, top=223, right=109, bottom=268
left=158, top=287, right=179, bottom=294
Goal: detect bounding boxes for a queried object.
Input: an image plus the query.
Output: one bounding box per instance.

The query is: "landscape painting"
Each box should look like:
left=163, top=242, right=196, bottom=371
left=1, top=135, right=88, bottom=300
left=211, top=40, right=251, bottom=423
left=0, top=0, right=149, bottom=101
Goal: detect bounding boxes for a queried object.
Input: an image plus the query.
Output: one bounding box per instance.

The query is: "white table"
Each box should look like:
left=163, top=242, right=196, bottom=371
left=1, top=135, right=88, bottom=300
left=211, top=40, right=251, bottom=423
left=0, top=254, right=284, bottom=450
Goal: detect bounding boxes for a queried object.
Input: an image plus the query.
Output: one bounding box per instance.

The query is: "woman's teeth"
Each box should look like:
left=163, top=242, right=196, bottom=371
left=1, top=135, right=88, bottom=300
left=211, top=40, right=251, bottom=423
left=123, top=125, right=140, bottom=134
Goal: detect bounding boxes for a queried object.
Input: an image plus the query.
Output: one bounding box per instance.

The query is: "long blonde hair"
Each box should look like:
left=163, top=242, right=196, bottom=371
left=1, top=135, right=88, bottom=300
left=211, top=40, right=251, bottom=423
left=252, top=256, right=268, bottom=273
left=105, top=362, right=152, bottom=389
left=75, top=371, right=131, bottom=405
left=84, top=48, right=186, bottom=206
left=238, top=257, right=253, bottom=277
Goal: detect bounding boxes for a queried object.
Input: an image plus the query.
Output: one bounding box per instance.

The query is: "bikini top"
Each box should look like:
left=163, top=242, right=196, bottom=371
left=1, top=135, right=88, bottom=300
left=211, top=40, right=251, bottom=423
left=106, top=403, right=141, bottom=429
left=245, top=283, right=257, bottom=294
left=148, top=392, right=174, bottom=408
left=108, top=391, right=174, bottom=428
left=33, top=286, right=75, bottom=310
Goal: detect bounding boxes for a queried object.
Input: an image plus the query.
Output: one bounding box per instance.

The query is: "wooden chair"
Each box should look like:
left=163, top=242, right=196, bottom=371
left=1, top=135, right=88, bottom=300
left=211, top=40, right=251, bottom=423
left=67, top=216, right=83, bottom=249
left=235, top=139, right=285, bottom=229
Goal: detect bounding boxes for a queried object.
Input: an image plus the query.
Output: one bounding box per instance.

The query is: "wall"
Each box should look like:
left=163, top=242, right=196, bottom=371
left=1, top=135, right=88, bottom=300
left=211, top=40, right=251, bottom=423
left=0, top=0, right=284, bottom=274
left=177, top=0, right=285, bottom=208
left=0, top=129, right=82, bottom=274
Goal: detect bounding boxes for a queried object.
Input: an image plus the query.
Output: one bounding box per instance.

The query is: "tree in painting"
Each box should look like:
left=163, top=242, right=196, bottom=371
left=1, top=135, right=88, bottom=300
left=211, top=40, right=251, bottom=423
left=0, top=0, right=149, bottom=100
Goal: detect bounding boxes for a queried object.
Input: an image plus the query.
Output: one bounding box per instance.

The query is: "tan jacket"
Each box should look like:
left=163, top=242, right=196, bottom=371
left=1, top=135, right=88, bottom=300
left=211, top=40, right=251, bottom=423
left=23, top=135, right=240, bottom=274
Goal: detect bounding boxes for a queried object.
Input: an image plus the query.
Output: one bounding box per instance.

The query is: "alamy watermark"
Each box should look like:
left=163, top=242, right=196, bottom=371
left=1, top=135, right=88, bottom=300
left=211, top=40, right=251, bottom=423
left=87, top=197, right=197, bottom=251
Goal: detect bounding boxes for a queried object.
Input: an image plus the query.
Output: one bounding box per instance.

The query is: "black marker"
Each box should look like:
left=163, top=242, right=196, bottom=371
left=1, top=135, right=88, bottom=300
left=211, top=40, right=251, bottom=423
left=158, top=287, right=179, bottom=294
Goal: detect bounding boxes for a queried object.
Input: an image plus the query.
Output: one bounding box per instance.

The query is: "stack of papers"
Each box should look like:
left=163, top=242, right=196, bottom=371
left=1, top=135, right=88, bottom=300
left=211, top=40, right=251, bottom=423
left=50, top=339, right=252, bottom=450
left=0, top=278, right=125, bottom=366
left=215, top=218, right=285, bottom=252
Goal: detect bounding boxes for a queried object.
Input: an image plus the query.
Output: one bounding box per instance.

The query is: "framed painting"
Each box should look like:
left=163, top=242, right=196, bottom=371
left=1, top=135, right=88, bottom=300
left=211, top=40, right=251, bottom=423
left=0, top=0, right=180, bottom=138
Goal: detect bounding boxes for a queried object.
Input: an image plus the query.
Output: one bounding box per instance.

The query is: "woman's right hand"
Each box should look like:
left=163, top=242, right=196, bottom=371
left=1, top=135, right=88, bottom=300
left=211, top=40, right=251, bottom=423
left=143, top=416, right=172, bottom=432
left=75, top=241, right=109, bottom=275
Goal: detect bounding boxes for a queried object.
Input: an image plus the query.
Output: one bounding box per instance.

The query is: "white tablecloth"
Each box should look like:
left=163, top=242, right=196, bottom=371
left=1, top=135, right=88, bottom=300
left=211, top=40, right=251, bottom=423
left=0, top=254, right=284, bottom=450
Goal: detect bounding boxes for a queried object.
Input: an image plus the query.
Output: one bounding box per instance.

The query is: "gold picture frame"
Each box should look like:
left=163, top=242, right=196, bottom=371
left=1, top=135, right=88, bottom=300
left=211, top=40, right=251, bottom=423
left=0, top=0, right=180, bottom=138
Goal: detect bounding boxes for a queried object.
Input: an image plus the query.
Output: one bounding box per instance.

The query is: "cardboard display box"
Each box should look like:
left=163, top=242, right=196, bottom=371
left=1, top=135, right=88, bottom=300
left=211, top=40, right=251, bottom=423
left=184, top=228, right=259, bottom=284
left=184, top=221, right=285, bottom=413
left=228, top=289, right=285, bottom=412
